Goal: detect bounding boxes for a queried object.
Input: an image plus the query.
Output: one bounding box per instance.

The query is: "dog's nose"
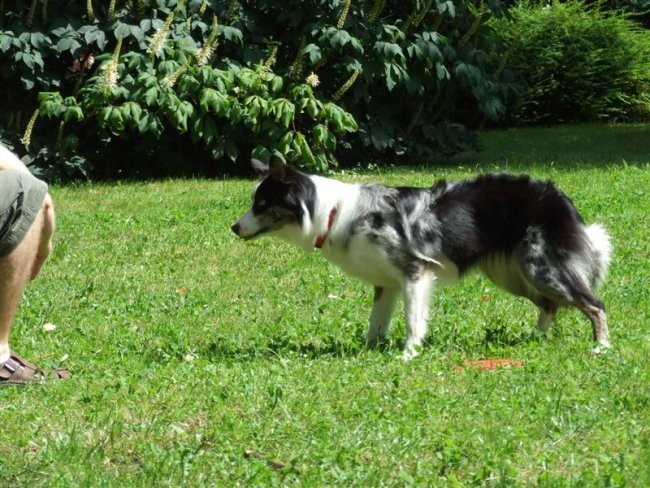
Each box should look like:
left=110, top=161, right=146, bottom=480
left=231, top=223, right=240, bottom=235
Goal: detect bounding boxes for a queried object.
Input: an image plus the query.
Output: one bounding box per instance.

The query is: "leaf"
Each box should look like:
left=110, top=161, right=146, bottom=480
left=138, top=112, right=151, bottom=133
left=114, top=22, right=131, bottom=41
left=279, top=131, right=294, bottom=154
left=349, top=37, right=364, bottom=54
left=20, top=76, right=35, bottom=91
left=222, top=26, right=243, bottom=44
left=201, top=115, right=218, bottom=145
left=251, top=146, right=271, bottom=162
left=302, top=43, right=322, bottom=64
left=30, top=32, right=48, bottom=49
left=33, top=52, right=44, bottom=70
left=39, top=92, right=64, bottom=117
left=270, top=75, right=283, bottom=93
left=199, top=88, right=215, bottom=113
left=63, top=106, right=84, bottom=123
left=340, top=112, right=358, bottom=132
left=332, top=29, right=352, bottom=48
left=144, top=87, right=159, bottom=106
left=21, top=52, right=35, bottom=70
left=56, top=37, right=75, bottom=52
left=0, top=33, right=12, bottom=53
left=157, top=60, right=178, bottom=76
left=109, top=107, right=125, bottom=132
left=384, top=62, right=398, bottom=91
left=87, top=29, right=107, bottom=50
left=312, top=124, right=329, bottom=146
left=305, top=99, right=322, bottom=118
left=436, top=63, right=450, bottom=80
left=123, top=101, right=143, bottom=122
left=293, top=132, right=316, bottom=167
left=375, top=41, right=403, bottom=60
left=50, top=27, right=71, bottom=38
left=129, top=25, right=145, bottom=43
left=244, top=95, right=267, bottom=118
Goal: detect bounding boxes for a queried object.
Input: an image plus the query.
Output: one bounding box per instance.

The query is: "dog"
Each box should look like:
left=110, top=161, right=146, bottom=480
left=231, top=157, right=612, bottom=360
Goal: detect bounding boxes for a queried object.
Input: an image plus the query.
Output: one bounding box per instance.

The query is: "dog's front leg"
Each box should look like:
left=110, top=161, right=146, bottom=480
left=367, top=286, right=399, bottom=348
left=402, top=272, right=435, bottom=361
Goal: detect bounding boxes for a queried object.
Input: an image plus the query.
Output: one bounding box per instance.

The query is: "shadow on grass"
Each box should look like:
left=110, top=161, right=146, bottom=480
left=190, top=326, right=543, bottom=363
left=448, top=123, right=650, bottom=169
left=482, top=325, right=544, bottom=348
left=199, top=332, right=371, bottom=362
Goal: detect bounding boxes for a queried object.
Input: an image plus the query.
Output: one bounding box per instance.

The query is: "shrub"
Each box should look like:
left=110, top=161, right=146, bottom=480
left=1, top=0, right=511, bottom=180
left=492, top=0, right=650, bottom=125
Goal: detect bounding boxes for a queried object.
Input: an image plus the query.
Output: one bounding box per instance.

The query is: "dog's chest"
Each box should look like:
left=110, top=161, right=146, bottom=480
left=322, top=237, right=402, bottom=287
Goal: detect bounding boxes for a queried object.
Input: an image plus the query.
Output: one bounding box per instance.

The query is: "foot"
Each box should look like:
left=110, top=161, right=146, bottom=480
left=402, top=342, right=423, bottom=361
left=0, top=351, right=69, bottom=386
left=592, top=340, right=611, bottom=355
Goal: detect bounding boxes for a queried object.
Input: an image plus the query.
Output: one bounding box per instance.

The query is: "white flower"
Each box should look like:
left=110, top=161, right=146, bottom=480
left=43, top=322, right=57, bottom=332
left=103, top=60, right=119, bottom=91
left=306, top=72, right=320, bottom=88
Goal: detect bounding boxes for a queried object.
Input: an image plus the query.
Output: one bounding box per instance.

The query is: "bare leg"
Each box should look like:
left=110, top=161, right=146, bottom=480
left=31, top=193, right=55, bottom=280
left=402, top=272, right=435, bottom=361
left=367, top=286, right=399, bottom=348
left=0, top=196, right=54, bottom=364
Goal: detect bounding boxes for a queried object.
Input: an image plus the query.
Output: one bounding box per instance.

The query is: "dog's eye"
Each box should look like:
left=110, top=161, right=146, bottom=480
left=257, top=199, right=266, bottom=207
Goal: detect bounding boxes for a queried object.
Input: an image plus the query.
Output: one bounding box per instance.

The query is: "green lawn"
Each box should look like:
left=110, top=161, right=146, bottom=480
left=1, top=124, right=649, bottom=486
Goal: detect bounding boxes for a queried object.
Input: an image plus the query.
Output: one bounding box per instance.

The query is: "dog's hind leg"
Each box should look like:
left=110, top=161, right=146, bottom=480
left=516, top=230, right=610, bottom=352
left=536, top=298, right=558, bottom=335
left=367, top=286, right=400, bottom=348
left=402, top=271, right=436, bottom=361
left=574, top=295, right=610, bottom=353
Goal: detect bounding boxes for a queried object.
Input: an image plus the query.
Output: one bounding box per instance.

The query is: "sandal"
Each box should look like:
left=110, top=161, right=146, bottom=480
left=0, top=351, right=69, bottom=386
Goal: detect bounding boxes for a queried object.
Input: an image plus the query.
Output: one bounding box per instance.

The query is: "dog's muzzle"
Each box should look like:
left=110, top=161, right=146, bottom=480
left=231, top=221, right=268, bottom=240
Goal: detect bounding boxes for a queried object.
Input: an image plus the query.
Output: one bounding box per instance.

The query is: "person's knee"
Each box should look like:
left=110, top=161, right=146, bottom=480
left=29, top=195, right=55, bottom=280
left=41, top=193, right=55, bottom=250
left=43, top=193, right=55, bottom=229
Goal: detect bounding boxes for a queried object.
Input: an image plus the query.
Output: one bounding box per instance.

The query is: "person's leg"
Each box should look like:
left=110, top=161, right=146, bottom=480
left=30, top=193, right=55, bottom=280
left=0, top=202, right=47, bottom=364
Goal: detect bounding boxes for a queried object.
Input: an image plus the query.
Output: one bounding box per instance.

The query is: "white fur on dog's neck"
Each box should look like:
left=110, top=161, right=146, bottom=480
left=275, top=175, right=358, bottom=252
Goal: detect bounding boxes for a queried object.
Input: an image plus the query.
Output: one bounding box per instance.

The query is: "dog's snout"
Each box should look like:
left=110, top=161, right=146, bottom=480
left=231, top=222, right=240, bottom=235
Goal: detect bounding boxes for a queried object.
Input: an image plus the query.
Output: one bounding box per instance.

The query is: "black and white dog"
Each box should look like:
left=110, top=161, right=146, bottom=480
left=232, top=157, right=612, bottom=360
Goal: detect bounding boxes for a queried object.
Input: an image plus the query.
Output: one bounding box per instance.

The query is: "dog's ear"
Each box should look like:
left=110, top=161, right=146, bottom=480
left=251, top=158, right=269, bottom=176
left=269, top=155, right=286, bottom=181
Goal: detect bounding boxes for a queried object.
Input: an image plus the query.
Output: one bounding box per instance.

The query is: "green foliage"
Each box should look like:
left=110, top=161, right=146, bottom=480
left=492, top=1, right=650, bottom=125
left=0, top=0, right=511, bottom=179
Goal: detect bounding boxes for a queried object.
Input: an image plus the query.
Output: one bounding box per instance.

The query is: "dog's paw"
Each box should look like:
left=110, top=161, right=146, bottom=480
left=401, top=343, right=422, bottom=362
left=591, top=341, right=611, bottom=355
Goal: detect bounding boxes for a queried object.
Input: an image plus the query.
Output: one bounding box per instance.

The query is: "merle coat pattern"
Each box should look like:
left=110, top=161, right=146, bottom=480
left=232, top=157, right=612, bottom=360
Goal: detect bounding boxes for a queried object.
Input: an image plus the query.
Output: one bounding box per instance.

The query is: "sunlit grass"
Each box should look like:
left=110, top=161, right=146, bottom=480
left=1, top=124, right=649, bottom=486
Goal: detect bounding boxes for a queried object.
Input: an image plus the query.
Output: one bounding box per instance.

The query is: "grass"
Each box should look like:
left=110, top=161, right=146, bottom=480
left=1, top=123, right=649, bottom=486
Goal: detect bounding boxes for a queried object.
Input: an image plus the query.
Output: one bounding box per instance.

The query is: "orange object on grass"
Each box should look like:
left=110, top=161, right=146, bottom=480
left=455, top=359, right=523, bottom=371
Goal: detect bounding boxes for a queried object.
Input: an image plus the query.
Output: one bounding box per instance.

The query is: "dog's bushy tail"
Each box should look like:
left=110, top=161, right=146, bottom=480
left=585, top=223, right=612, bottom=289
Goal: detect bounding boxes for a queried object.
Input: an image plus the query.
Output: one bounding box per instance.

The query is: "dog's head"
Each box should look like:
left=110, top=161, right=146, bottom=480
left=231, top=157, right=315, bottom=242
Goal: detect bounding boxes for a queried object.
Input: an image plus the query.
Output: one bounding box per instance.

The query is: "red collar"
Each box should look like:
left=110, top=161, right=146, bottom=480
left=315, top=206, right=338, bottom=249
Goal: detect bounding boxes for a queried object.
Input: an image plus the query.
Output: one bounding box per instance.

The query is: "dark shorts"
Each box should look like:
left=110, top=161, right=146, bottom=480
left=0, top=169, right=49, bottom=257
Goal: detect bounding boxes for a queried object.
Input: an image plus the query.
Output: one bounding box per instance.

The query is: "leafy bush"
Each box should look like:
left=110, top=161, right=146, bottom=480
left=1, top=0, right=511, bottom=179
left=492, top=1, right=650, bottom=125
